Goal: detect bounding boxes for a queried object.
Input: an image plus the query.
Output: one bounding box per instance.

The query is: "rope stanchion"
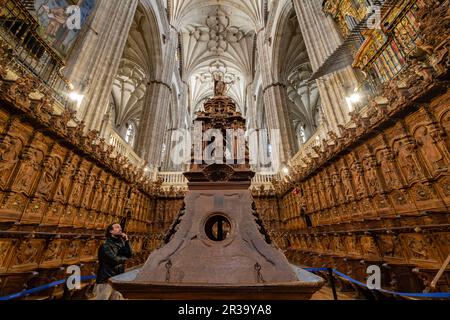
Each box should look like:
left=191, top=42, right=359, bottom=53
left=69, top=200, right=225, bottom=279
left=304, top=267, right=450, bottom=299
left=0, top=275, right=96, bottom=301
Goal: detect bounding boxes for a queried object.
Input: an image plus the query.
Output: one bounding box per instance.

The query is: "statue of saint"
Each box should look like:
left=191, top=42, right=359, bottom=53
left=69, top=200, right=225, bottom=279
left=213, top=73, right=228, bottom=96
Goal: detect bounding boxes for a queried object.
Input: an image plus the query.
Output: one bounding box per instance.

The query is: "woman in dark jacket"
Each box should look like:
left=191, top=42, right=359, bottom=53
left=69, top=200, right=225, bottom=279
left=94, top=223, right=132, bottom=299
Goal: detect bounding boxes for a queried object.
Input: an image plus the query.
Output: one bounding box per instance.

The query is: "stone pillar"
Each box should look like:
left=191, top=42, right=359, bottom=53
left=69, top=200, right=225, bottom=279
left=135, top=28, right=179, bottom=168
left=135, top=82, right=171, bottom=168
left=245, top=82, right=257, bottom=130
left=293, top=0, right=359, bottom=132
left=63, top=0, right=139, bottom=130
left=256, top=33, right=298, bottom=165
left=263, top=84, right=298, bottom=163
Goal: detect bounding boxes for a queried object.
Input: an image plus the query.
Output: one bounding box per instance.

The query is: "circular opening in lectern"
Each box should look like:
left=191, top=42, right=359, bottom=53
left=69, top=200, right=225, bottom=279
left=204, top=215, right=231, bottom=242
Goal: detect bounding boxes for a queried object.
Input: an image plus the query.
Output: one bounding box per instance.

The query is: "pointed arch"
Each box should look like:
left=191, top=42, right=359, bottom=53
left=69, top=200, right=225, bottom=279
left=271, top=1, right=309, bottom=83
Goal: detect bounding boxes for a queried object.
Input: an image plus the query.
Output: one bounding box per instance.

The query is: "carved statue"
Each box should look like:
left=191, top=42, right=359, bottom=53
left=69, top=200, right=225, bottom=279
left=102, top=184, right=113, bottom=212
left=380, top=235, right=398, bottom=257
left=43, top=241, right=62, bottom=262
left=69, top=169, right=87, bottom=205
left=81, top=174, right=96, bottom=208
left=415, top=126, right=447, bottom=174
left=54, top=162, right=74, bottom=202
left=213, top=73, right=230, bottom=97
left=364, top=158, right=381, bottom=194
left=408, top=237, right=430, bottom=260
left=65, top=241, right=79, bottom=260
left=324, top=177, right=335, bottom=205
left=341, top=168, right=354, bottom=200
left=6, top=74, right=37, bottom=109
left=13, top=149, right=43, bottom=194
left=317, top=179, right=328, bottom=208
left=395, top=140, right=423, bottom=182
left=0, top=136, right=22, bottom=186
left=347, top=236, right=357, bottom=255
left=352, top=163, right=366, bottom=196
left=332, top=173, right=344, bottom=203
left=15, top=241, right=38, bottom=266
left=361, top=236, right=378, bottom=256
left=91, top=179, right=104, bottom=210
left=36, top=157, right=60, bottom=197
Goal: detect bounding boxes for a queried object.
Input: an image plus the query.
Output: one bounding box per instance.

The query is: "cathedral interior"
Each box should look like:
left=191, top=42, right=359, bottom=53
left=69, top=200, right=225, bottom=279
left=0, top=0, right=449, bottom=301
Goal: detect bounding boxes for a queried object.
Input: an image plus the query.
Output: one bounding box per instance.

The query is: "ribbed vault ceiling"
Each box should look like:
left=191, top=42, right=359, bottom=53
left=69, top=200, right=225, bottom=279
left=173, top=0, right=265, bottom=113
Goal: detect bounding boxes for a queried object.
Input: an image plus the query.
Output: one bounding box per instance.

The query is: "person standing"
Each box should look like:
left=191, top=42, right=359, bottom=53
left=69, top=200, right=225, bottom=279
left=94, top=223, right=132, bottom=300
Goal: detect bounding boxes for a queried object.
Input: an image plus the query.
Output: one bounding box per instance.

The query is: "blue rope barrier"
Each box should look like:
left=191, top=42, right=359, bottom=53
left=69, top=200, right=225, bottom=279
left=0, top=275, right=96, bottom=301
left=304, top=268, right=329, bottom=272
left=304, top=267, right=450, bottom=299
left=1, top=269, right=449, bottom=300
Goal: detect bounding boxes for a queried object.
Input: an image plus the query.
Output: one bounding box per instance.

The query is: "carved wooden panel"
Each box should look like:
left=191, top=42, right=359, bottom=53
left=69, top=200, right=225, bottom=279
left=9, top=239, right=46, bottom=272
left=401, top=233, right=442, bottom=268
left=0, top=239, right=15, bottom=273
left=40, top=239, right=66, bottom=268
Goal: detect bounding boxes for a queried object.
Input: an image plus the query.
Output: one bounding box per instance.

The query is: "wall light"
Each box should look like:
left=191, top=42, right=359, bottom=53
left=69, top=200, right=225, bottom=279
left=68, top=91, right=84, bottom=106
left=345, top=92, right=362, bottom=112
left=348, top=93, right=361, bottom=103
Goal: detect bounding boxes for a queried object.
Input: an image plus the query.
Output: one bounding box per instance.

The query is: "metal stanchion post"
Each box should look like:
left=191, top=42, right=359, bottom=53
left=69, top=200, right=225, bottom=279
left=328, top=268, right=338, bottom=301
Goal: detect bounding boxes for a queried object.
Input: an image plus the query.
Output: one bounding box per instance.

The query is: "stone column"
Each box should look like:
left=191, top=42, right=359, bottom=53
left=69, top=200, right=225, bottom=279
left=263, top=84, right=298, bottom=163
left=293, top=0, right=359, bottom=132
left=63, top=0, right=139, bottom=130
left=135, top=82, right=170, bottom=168
left=135, top=28, right=179, bottom=168
left=256, top=32, right=298, bottom=165
left=245, top=82, right=257, bottom=130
